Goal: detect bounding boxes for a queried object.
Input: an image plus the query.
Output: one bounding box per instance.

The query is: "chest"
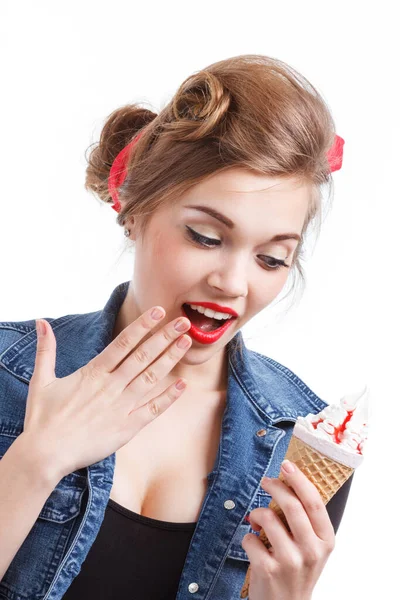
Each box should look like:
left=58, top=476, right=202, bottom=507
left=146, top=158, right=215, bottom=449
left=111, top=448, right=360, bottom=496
left=109, top=391, right=225, bottom=523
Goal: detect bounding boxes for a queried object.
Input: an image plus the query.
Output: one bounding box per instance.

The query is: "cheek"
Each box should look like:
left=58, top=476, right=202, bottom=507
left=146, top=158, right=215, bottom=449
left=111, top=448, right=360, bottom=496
left=151, top=235, right=196, bottom=281
left=166, top=251, right=201, bottom=286
left=248, top=270, right=291, bottom=313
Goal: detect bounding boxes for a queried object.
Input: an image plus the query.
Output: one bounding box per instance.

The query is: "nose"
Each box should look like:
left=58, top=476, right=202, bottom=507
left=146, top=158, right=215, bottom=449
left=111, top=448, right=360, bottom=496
left=207, top=252, right=248, bottom=299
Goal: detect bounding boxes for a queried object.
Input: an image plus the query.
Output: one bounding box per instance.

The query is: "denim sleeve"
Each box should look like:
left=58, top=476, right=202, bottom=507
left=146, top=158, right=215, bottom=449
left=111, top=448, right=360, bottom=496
left=325, top=472, right=354, bottom=534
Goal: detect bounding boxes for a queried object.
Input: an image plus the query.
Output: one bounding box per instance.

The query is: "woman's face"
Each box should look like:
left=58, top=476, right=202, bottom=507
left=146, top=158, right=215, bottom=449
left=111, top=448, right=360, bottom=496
left=120, top=167, right=311, bottom=390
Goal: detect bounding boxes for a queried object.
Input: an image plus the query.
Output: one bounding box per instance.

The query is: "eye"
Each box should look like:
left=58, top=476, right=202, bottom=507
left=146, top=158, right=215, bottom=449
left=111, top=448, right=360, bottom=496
left=185, top=226, right=290, bottom=272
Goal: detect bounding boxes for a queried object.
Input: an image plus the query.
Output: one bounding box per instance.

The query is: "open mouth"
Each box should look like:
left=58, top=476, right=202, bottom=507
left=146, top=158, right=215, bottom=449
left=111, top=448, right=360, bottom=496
left=182, top=303, right=237, bottom=332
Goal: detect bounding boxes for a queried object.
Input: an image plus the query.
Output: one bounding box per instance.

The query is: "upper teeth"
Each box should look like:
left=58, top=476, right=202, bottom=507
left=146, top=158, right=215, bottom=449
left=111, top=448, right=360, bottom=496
left=188, top=304, right=233, bottom=321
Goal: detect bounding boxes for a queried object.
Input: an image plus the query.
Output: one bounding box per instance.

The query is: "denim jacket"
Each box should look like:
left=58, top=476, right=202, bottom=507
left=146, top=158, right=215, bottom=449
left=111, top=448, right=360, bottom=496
left=0, top=281, right=342, bottom=600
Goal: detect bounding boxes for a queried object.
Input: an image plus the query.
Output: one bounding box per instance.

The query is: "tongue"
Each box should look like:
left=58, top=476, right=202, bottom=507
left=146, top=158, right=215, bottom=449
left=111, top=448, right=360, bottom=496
left=184, top=305, right=222, bottom=332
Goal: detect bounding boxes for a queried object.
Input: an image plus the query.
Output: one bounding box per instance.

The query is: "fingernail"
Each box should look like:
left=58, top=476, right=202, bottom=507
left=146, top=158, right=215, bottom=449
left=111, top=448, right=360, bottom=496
left=36, top=320, right=46, bottom=337
left=151, top=307, right=165, bottom=320
left=175, top=378, right=187, bottom=390
left=281, top=459, right=295, bottom=473
left=262, top=476, right=271, bottom=484
left=175, top=318, right=189, bottom=332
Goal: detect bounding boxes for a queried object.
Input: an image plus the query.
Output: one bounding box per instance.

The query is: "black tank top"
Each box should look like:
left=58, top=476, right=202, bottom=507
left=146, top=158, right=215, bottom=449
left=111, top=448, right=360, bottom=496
left=62, top=498, right=197, bottom=600
left=62, top=473, right=353, bottom=599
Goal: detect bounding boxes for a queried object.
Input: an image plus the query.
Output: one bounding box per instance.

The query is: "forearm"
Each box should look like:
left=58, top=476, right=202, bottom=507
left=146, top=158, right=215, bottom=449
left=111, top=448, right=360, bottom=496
left=0, top=433, right=62, bottom=580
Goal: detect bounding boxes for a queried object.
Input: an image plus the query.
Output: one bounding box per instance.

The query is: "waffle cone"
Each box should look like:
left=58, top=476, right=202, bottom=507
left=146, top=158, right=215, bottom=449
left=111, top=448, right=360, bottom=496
left=240, top=434, right=355, bottom=598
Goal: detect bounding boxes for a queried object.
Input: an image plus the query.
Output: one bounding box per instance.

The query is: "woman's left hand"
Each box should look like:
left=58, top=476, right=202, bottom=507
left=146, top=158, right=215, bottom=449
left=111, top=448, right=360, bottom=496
left=241, top=460, right=336, bottom=600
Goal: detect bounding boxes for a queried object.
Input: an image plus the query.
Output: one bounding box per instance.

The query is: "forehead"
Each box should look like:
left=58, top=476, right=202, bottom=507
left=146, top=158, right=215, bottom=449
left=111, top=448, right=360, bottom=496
left=177, top=168, right=311, bottom=228
left=189, top=167, right=307, bottom=196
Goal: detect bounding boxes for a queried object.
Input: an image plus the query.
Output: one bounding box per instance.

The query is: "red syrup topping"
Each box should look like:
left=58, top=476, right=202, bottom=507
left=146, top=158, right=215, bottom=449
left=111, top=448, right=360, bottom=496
left=333, top=409, right=353, bottom=444
left=311, top=410, right=362, bottom=455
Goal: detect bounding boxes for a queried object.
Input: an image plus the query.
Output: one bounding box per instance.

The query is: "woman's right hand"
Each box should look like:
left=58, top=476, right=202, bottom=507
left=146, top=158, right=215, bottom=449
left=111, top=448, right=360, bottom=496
left=22, top=306, right=192, bottom=481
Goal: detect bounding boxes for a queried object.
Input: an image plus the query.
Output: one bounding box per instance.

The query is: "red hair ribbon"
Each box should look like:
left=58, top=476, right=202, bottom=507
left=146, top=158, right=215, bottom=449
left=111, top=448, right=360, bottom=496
left=108, top=130, right=145, bottom=213
left=327, top=134, right=345, bottom=173
left=108, top=132, right=344, bottom=213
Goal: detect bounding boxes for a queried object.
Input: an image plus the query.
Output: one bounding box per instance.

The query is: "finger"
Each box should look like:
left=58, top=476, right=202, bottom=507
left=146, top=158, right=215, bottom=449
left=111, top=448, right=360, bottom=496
left=91, top=306, right=168, bottom=373
left=31, top=319, right=57, bottom=386
left=122, top=333, right=192, bottom=400
left=241, top=531, right=276, bottom=570
left=117, top=318, right=191, bottom=387
left=126, top=377, right=188, bottom=433
left=248, top=507, right=295, bottom=560
left=261, top=475, right=317, bottom=548
left=280, top=461, right=335, bottom=542
left=263, top=461, right=335, bottom=544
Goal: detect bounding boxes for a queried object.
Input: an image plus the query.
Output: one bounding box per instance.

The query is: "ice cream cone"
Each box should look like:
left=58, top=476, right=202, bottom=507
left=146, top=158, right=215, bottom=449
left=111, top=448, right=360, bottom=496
left=240, top=434, right=355, bottom=598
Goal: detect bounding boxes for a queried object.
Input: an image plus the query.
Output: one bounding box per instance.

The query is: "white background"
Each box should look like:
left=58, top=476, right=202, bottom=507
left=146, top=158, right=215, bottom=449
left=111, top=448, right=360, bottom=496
left=1, top=1, right=398, bottom=597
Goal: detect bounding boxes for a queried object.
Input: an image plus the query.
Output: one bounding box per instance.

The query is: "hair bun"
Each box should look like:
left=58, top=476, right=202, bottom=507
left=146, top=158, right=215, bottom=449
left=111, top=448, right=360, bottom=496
left=165, top=70, right=231, bottom=141
left=84, top=104, right=157, bottom=206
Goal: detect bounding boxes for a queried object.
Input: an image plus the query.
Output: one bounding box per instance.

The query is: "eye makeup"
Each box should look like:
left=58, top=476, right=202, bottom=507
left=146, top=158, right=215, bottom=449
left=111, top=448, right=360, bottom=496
left=184, top=226, right=290, bottom=272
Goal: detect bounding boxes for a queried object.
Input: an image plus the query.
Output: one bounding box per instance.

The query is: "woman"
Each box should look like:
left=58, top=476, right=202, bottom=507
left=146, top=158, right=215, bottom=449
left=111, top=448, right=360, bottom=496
left=0, top=54, right=352, bottom=599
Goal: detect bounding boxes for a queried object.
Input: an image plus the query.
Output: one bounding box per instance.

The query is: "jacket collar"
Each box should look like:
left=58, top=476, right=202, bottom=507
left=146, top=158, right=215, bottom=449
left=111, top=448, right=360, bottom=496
left=0, top=281, right=328, bottom=424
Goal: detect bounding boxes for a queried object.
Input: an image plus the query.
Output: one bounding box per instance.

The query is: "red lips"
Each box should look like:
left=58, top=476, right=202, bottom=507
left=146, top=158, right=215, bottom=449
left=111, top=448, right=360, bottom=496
left=183, top=302, right=239, bottom=317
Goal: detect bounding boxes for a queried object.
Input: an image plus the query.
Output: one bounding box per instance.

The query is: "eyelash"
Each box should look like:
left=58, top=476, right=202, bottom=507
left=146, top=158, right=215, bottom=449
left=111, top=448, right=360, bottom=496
left=185, top=226, right=290, bottom=272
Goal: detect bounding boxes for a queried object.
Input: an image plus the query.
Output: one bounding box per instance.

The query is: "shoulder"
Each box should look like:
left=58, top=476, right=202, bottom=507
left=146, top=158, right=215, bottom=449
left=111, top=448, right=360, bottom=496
left=0, top=317, right=53, bottom=381
left=230, top=334, right=329, bottom=420
left=0, top=318, right=37, bottom=380
left=250, top=348, right=322, bottom=397
left=0, top=318, right=36, bottom=348
left=0, top=317, right=59, bottom=423
left=0, top=319, right=38, bottom=441
left=0, top=308, right=105, bottom=426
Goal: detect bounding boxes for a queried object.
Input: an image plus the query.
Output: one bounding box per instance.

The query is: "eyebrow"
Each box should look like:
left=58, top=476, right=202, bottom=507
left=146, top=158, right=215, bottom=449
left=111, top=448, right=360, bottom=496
left=183, top=204, right=301, bottom=243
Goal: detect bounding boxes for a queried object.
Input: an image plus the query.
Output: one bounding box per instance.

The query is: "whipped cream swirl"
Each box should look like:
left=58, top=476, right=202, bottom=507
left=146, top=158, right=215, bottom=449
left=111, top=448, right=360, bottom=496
left=296, top=385, right=370, bottom=456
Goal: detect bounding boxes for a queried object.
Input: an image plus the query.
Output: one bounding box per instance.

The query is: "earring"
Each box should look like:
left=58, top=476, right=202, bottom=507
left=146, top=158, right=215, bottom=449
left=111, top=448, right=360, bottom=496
left=124, top=228, right=130, bottom=237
